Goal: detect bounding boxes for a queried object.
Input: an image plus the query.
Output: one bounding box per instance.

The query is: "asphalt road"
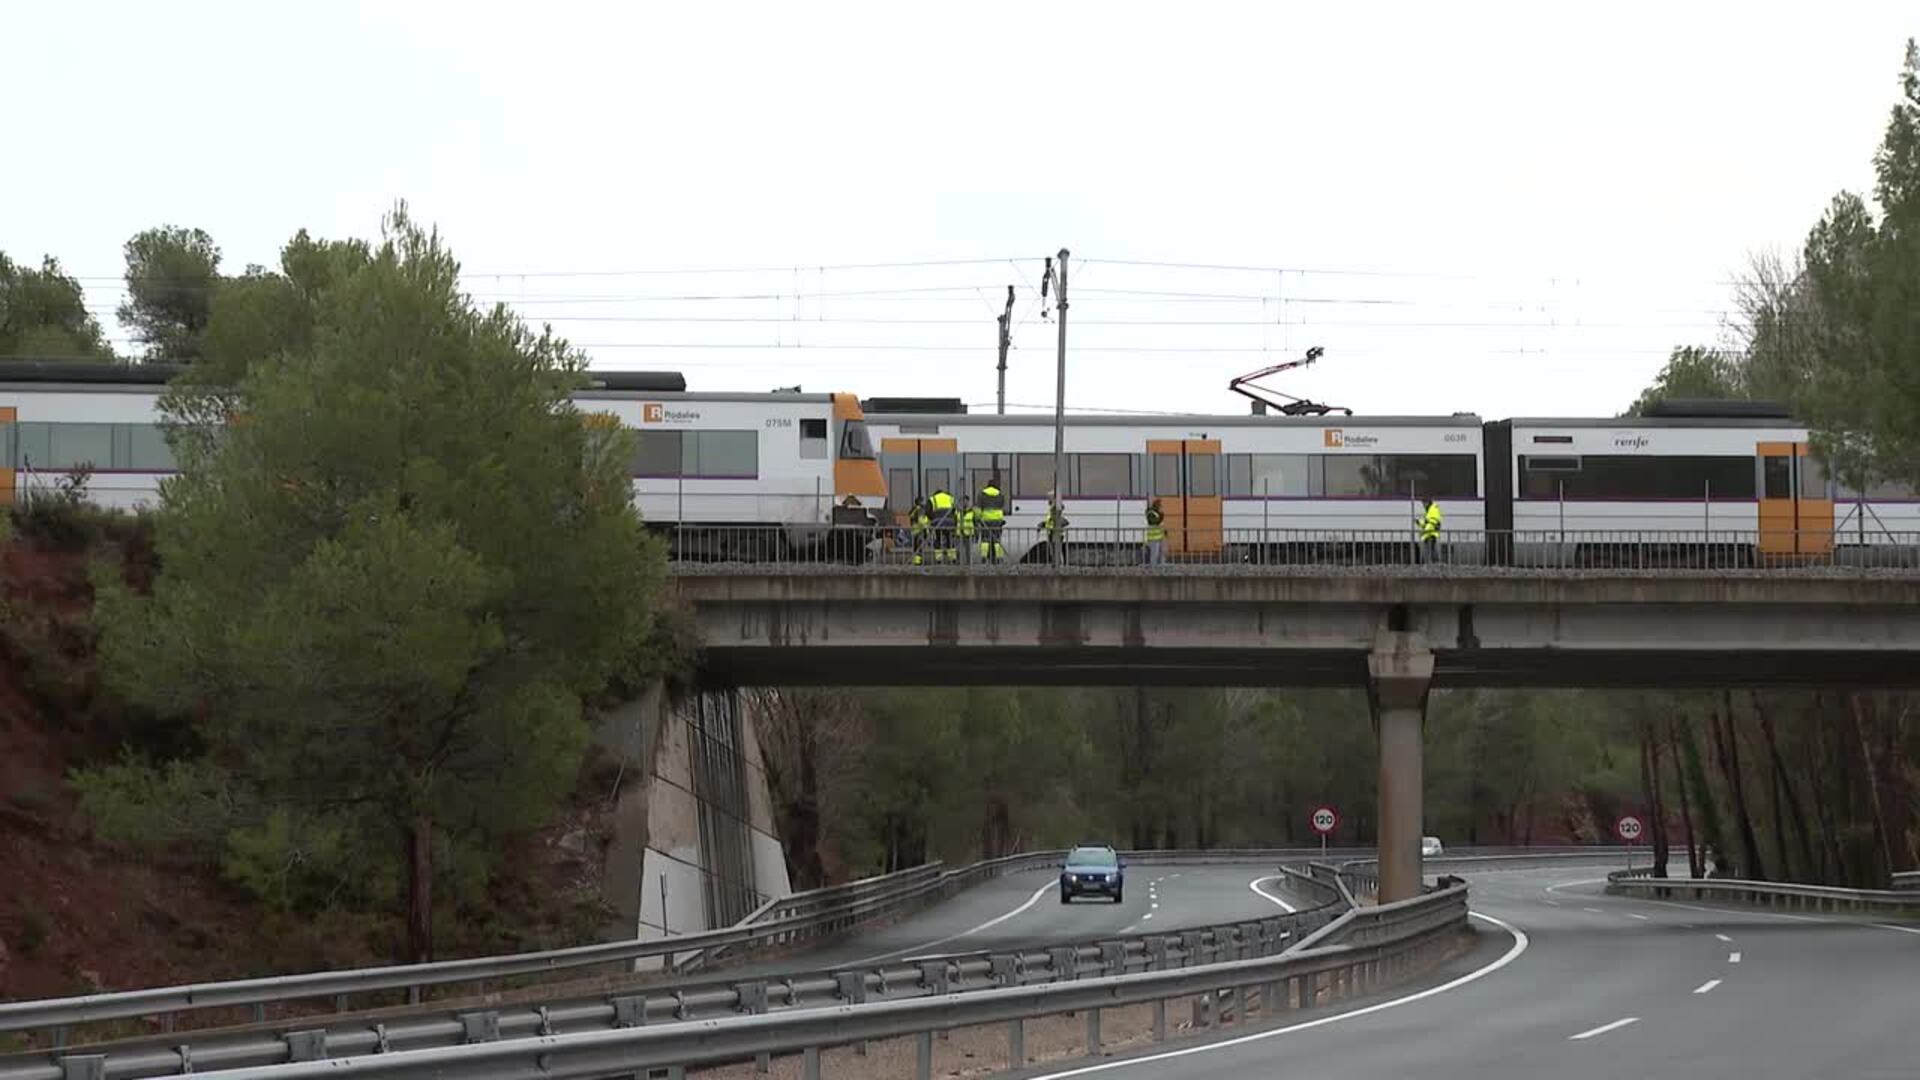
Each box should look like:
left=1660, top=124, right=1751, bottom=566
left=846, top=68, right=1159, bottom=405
left=721, top=863, right=1311, bottom=978
left=1016, top=862, right=1920, bottom=1080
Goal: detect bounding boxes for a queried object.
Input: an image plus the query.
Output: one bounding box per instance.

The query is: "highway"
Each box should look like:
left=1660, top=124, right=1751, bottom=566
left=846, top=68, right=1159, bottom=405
left=721, top=862, right=1310, bottom=977
left=1016, top=862, right=1919, bottom=1080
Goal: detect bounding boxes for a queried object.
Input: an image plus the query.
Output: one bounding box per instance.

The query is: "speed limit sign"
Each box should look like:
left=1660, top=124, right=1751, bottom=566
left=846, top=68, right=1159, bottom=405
left=1615, top=815, right=1644, bottom=843
left=1310, top=805, right=1339, bottom=836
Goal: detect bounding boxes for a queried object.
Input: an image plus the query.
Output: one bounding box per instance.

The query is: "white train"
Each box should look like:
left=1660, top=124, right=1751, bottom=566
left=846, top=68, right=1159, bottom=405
left=868, top=399, right=1917, bottom=565
left=0, top=363, right=887, bottom=558
left=0, top=363, right=1910, bottom=566
left=864, top=408, right=1485, bottom=563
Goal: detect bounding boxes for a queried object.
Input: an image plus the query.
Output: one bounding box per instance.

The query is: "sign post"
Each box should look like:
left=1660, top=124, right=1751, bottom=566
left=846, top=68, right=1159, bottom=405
left=1310, top=804, right=1339, bottom=857
left=1615, top=814, right=1644, bottom=873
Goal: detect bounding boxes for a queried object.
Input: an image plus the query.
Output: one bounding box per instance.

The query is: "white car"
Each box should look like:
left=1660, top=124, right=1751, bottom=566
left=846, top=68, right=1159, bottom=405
left=1421, top=836, right=1444, bottom=857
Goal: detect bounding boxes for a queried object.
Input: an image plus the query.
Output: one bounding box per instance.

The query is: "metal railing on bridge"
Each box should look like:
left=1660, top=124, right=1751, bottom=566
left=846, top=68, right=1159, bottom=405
left=663, top=525, right=1920, bottom=573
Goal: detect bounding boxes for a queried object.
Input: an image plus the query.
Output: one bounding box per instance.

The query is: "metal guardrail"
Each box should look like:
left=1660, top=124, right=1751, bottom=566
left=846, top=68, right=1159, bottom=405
left=1606, top=870, right=1920, bottom=916
left=663, top=524, right=1920, bottom=572
left=0, top=867, right=1349, bottom=1080
left=0, top=860, right=965, bottom=1044
left=0, top=847, right=1402, bottom=1047
left=92, top=884, right=1471, bottom=1080
left=1892, top=870, right=1920, bottom=890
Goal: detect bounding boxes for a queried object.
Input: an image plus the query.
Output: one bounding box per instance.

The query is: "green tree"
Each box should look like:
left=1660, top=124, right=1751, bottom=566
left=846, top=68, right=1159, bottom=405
left=0, top=253, right=113, bottom=359
left=96, top=206, right=666, bottom=961
left=119, top=226, right=221, bottom=360
left=1625, top=345, right=1748, bottom=416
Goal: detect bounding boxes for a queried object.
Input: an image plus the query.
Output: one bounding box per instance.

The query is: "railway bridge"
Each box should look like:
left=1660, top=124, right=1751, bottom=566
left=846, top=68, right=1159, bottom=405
left=670, top=562, right=1920, bottom=903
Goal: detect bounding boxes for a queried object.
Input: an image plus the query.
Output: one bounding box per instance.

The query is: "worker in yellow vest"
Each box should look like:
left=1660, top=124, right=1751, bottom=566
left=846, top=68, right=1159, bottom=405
left=976, top=475, right=1007, bottom=563
left=929, top=488, right=957, bottom=563
left=909, top=496, right=930, bottom=565
left=1041, top=498, right=1069, bottom=564
left=1418, top=498, right=1443, bottom=563
left=957, top=496, right=977, bottom=565
left=1144, top=498, right=1167, bottom=565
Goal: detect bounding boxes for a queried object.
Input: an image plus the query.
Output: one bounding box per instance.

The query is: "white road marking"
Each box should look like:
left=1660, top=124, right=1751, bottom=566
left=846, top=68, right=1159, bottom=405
left=1582, top=907, right=1604, bottom=914
left=1024, top=911, right=1531, bottom=1079
left=1627, top=913, right=1650, bottom=921
left=1151, top=902, right=1160, bottom=909
left=1728, top=951, right=1741, bottom=963
left=1542, top=899, right=1560, bottom=907
left=849, top=880, right=1055, bottom=965
left=1870, top=923, right=1920, bottom=935
left=1248, top=875, right=1299, bottom=913
left=1569, top=1017, right=1640, bottom=1041
left=1693, top=979, right=1722, bottom=994
left=1141, top=912, right=1154, bottom=921
left=1715, top=933, right=1733, bottom=942
left=1545, top=876, right=1611, bottom=894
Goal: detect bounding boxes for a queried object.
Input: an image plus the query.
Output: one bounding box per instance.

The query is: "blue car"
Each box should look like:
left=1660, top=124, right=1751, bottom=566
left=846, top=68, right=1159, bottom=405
left=1059, top=845, right=1124, bottom=903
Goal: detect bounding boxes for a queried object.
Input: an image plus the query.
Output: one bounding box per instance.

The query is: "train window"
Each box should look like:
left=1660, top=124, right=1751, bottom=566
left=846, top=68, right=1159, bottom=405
left=838, top=420, right=874, bottom=460
left=1225, top=455, right=1251, bottom=495
left=1152, top=453, right=1181, bottom=497
left=1015, top=453, right=1057, bottom=498
left=800, top=418, right=828, bottom=461
left=1519, top=454, right=1758, bottom=499
left=887, top=468, right=914, bottom=512
left=1074, top=454, right=1133, bottom=497
left=684, top=431, right=759, bottom=478
left=123, top=425, right=176, bottom=470
left=1321, top=454, right=1377, bottom=497
left=966, top=453, right=1011, bottom=500
left=1854, top=475, right=1918, bottom=499
left=1188, top=454, right=1218, bottom=497
left=1250, top=454, right=1311, bottom=496
left=1373, top=455, right=1478, bottom=498
left=1799, top=455, right=1827, bottom=499
left=1318, top=453, right=1476, bottom=497
left=1763, top=456, right=1791, bottom=499
left=631, top=430, right=682, bottom=476
left=44, top=423, right=114, bottom=470
left=12, top=423, right=48, bottom=469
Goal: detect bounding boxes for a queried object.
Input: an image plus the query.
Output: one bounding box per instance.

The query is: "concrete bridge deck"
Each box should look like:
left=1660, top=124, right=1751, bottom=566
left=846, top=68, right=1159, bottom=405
left=670, top=566, right=1920, bottom=688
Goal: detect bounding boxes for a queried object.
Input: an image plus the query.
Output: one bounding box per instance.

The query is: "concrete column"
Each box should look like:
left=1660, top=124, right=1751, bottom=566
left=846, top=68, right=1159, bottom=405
left=1368, top=631, right=1434, bottom=904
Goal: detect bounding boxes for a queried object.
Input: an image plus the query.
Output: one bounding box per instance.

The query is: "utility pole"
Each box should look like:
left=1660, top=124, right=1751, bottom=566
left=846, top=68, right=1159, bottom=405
left=1044, top=249, right=1070, bottom=565
left=995, top=285, right=1015, bottom=415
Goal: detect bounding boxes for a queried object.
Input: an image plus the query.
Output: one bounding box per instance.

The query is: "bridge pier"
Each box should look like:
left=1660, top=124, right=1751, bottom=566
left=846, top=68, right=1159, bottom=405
left=1368, top=631, right=1433, bottom=904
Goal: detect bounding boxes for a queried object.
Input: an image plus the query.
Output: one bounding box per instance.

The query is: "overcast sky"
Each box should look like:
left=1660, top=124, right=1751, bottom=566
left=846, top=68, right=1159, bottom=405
left=5, top=2, right=1914, bottom=418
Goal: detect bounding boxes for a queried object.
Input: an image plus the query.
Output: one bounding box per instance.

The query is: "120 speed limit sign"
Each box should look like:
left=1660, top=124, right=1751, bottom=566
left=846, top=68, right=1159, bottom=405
left=1310, top=805, right=1339, bottom=836
left=1615, top=815, right=1645, bottom=843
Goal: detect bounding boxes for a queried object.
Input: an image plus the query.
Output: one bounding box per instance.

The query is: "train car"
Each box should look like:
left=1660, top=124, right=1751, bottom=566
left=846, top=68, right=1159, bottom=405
left=864, top=407, right=1485, bottom=563
left=1485, top=402, right=1918, bottom=566
left=0, top=363, right=887, bottom=558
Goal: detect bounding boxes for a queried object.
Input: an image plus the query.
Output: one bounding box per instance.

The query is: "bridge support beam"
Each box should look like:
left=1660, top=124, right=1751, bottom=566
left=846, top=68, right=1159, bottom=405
left=1368, top=631, right=1434, bottom=904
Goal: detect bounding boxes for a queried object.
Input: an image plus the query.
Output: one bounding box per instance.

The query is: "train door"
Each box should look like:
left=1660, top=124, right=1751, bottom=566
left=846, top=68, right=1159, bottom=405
left=1757, top=441, right=1834, bottom=557
left=879, top=438, right=958, bottom=524
left=1147, top=439, right=1223, bottom=556
left=0, top=408, right=13, bottom=507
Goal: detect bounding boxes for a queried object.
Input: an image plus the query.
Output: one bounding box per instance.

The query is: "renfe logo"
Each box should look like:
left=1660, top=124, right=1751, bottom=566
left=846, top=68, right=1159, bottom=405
left=1612, top=433, right=1651, bottom=449
left=642, top=403, right=701, bottom=424
left=1323, top=429, right=1379, bottom=448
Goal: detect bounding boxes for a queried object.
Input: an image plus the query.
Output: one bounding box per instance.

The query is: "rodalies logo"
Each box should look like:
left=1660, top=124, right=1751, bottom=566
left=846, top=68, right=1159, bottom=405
left=1323, top=429, right=1378, bottom=448
left=642, top=403, right=701, bottom=424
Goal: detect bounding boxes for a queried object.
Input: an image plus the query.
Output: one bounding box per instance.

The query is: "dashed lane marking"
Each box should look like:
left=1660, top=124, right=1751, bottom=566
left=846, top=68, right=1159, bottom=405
left=1569, top=1017, right=1639, bottom=1041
